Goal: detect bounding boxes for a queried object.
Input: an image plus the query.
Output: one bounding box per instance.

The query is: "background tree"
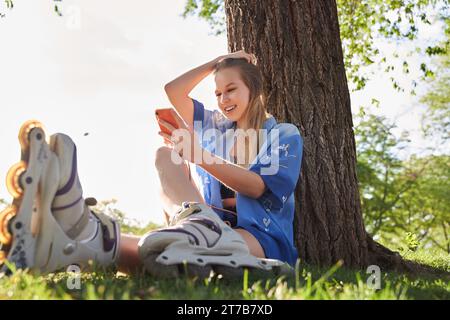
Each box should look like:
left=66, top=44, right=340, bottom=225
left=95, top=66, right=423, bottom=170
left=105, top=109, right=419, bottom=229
left=336, top=0, right=449, bottom=92
left=355, top=112, right=450, bottom=254
left=396, top=155, right=450, bottom=253
left=355, top=112, right=415, bottom=236
left=420, top=21, right=450, bottom=144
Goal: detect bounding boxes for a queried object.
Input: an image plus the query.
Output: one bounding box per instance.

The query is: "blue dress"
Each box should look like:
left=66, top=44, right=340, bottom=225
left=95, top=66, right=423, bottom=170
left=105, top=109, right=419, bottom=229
left=192, top=99, right=303, bottom=266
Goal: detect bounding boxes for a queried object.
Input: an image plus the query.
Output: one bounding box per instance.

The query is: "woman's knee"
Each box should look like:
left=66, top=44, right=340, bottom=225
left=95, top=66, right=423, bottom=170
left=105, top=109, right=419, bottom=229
left=155, top=146, right=177, bottom=170
left=155, top=146, right=190, bottom=182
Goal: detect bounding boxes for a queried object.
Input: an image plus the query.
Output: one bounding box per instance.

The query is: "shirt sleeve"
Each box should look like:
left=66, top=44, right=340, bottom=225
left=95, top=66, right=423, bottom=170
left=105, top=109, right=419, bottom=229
left=249, top=124, right=303, bottom=212
left=192, top=98, right=214, bottom=147
left=192, top=98, right=233, bottom=153
left=192, top=99, right=210, bottom=133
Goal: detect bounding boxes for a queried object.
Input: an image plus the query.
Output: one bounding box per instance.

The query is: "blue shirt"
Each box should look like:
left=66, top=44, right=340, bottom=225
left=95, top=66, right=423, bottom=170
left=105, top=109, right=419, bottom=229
left=192, top=99, right=303, bottom=266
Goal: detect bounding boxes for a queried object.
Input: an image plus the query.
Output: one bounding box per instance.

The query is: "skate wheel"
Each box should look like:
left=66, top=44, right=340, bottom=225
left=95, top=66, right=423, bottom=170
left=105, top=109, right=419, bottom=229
left=142, top=253, right=179, bottom=278
left=247, top=263, right=294, bottom=279
left=0, top=206, right=16, bottom=245
left=6, top=161, right=27, bottom=199
left=0, top=250, right=6, bottom=265
left=272, top=263, right=295, bottom=277
left=18, top=120, right=47, bottom=151
left=182, top=263, right=213, bottom=279
left=213, top=265, right=244, bottom=279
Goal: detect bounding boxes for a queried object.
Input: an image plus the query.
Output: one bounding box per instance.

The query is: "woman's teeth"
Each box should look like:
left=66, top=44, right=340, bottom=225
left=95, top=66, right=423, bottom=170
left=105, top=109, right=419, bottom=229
left=225, top=105, right=236, bottom=113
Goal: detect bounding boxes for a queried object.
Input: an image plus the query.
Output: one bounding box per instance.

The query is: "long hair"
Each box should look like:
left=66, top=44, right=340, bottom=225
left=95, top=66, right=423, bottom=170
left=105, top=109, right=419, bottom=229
left=214, top=58, right=271, bottom=168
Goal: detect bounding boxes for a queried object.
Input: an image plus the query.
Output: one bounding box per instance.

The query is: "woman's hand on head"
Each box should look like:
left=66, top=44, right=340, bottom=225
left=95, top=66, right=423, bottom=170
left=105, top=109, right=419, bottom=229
left=218, top=50, right=256, bottom=64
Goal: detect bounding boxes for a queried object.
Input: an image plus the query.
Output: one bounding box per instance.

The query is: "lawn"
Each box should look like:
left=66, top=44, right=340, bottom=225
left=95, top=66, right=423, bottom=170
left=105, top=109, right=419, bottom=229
left=0, top=248, right=448, bottom=300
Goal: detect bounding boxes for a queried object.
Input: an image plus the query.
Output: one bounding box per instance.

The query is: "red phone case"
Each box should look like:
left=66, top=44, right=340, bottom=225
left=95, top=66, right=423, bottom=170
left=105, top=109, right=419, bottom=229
left=155, top=108, right=179, bottom=135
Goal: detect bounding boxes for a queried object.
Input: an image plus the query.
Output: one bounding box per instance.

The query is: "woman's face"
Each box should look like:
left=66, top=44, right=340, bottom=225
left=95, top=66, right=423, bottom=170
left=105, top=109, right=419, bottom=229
left=214, top=67, right=250, bottom=123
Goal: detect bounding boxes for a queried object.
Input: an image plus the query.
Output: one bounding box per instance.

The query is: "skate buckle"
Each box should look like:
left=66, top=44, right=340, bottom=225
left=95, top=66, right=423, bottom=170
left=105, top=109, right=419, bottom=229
left=169, top=202, right=202, bottom=226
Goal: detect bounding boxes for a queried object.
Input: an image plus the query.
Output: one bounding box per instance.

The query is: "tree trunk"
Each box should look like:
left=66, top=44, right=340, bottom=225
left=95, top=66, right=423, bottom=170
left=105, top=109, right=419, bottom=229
left=224, top=0, right=440, bottom=274
left=225, top=0, right=368, bottom=268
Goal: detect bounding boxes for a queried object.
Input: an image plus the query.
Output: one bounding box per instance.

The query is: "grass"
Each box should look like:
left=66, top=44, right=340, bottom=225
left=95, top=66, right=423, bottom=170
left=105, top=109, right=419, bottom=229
left=0, top=248, right=448, bottom=300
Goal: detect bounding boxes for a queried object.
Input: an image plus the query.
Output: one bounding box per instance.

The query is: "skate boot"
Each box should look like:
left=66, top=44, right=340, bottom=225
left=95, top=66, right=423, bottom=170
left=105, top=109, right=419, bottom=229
left=0, top=120, right=120, bottom=275
left=138, top=202, right=293, bottom=279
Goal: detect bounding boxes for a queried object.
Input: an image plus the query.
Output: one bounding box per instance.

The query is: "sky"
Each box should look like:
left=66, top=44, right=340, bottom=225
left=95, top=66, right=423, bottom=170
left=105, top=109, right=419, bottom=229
left=0, top=0, right=446, bottom=225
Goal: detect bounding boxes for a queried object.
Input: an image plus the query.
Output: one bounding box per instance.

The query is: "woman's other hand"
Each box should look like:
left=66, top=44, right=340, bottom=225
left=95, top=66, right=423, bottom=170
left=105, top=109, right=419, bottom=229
left=218, top=50, right=257, bottom=64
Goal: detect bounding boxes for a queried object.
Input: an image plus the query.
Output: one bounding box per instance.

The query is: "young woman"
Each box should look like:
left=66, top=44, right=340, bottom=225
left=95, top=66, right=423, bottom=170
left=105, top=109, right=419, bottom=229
left=147, top=50, right=303, bottom=269
left=0, top=51, right=302, bottom=276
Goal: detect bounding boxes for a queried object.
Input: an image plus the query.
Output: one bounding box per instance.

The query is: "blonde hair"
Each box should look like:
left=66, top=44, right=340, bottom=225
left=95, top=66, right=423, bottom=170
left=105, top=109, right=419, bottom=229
left=214, top=58, right=271, bottom=168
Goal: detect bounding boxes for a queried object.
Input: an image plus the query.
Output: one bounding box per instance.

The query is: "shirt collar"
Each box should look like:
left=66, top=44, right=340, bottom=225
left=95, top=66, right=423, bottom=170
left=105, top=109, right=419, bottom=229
left=263, top=116, right=277, bottom=131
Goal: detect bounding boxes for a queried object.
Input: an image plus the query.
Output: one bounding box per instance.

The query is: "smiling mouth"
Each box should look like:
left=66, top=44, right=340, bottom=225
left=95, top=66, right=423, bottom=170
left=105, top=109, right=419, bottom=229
left=224, top=105, right=237, bottom=113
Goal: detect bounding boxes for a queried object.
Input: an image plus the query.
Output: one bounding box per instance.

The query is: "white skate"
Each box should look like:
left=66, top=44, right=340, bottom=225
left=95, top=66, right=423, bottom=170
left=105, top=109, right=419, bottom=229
left=138, top=202, right=293, bottom=279
left=0, top=120, right=120, bottom=274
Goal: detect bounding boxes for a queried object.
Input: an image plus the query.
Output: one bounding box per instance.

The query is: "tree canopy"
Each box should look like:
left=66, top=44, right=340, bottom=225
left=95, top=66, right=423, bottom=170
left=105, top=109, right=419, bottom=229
left=182, top=0, right=449, bottom=93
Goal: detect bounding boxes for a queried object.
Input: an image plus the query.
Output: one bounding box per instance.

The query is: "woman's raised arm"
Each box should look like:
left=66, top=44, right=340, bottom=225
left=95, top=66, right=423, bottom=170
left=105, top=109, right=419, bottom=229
left=164, top=56, right=223, bottom=128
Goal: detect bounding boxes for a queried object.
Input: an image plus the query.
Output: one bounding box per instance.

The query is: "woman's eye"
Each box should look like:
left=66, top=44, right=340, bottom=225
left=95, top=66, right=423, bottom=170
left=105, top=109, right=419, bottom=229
left=216, top=88, right=235, bottom=97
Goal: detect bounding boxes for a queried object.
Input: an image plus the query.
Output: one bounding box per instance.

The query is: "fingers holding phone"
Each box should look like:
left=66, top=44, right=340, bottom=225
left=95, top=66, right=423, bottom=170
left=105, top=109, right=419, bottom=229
left=155, top=108, right=201, bottom=163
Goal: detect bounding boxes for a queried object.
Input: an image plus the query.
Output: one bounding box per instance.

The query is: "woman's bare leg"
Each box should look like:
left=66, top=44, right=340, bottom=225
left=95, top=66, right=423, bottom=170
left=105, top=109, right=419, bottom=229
left=155, top=146, right=205, bottom=221
left=117, top=234, right=141, bottom=273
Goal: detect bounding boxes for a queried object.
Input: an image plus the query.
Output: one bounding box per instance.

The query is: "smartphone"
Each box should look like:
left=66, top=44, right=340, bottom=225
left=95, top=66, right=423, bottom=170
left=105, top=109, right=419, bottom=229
left=155, top=108, right=179, bottom=135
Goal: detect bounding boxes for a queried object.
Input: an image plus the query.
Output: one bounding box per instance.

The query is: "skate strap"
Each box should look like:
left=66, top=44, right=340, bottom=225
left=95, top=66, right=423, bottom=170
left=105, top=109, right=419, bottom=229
left=93, top=212, right=117, bottom=242
left=66, top=204, right=91, bottom=239
left=87, top=211, right=118, bottom=254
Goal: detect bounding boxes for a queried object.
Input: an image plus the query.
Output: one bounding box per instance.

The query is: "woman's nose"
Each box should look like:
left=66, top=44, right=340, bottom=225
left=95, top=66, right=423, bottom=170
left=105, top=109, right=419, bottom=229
left=220, top=93, right=229, bottom=104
